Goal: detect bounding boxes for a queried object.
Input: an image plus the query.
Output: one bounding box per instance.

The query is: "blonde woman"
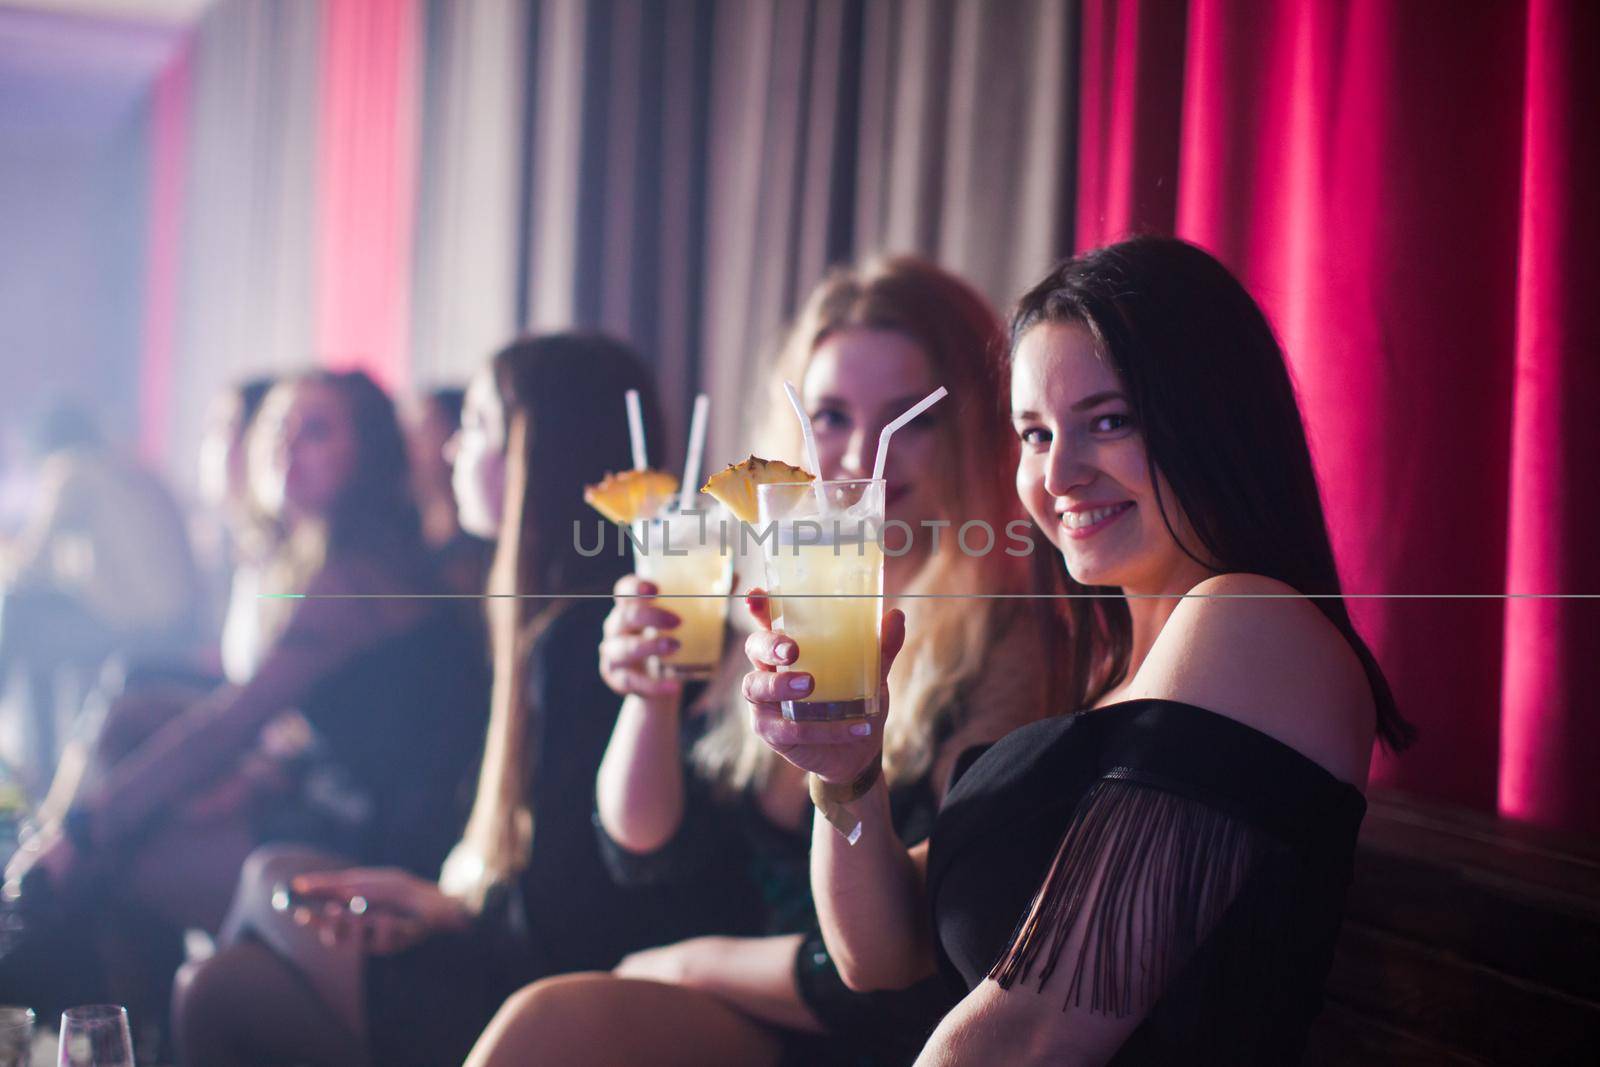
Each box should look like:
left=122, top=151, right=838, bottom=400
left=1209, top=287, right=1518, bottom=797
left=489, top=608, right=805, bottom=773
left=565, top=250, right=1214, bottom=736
left=171, top=337, right=709, bottom=1067
left=466, top=259, right=1065, bottom=1067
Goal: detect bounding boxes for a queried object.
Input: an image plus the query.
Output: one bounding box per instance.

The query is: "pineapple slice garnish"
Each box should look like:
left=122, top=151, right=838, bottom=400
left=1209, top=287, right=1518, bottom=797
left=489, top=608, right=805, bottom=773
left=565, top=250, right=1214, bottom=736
left=584, top=469, right=680, bottom=524
left=700, top=455, right=815, bottom=524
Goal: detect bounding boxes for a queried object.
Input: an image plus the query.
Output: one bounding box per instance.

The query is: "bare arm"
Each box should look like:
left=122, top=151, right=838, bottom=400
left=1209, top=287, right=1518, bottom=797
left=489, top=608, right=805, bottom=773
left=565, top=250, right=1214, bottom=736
left=914, top=978, right=1132, bottom=1067
left=83, top=564, right=411, bottom=846
left=807, top=780, right=935, bottom=991
left=595, top=693, right=687, bottom=852
left=593, top=575, right=692, bottom=852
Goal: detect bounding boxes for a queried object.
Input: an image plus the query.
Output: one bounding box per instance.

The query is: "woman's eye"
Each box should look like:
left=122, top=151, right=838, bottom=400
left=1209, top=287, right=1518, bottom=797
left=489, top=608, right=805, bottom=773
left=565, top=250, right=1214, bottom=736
left=1091, top=413, right=1133, bottom=434
left=1018, top=426, right=1051, bottom=449
left=811, top=408, right=849, bottom=431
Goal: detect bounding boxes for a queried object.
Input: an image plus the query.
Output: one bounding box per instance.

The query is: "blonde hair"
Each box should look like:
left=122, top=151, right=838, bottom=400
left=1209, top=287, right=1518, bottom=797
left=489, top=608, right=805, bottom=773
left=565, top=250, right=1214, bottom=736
left=692, top=257, right=1038, bottom=791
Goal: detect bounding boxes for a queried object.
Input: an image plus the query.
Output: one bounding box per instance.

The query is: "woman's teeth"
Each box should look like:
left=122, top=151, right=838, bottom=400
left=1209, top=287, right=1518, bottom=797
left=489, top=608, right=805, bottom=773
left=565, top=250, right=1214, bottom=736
left=1061, top=502, right=1132, bottom=529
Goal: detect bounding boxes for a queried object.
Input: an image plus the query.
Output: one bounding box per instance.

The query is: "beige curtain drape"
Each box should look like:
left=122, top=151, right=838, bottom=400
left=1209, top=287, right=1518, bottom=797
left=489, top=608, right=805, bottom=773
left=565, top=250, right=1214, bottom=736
left=511, top=0, right=1078, bottom=468
left=168, top=0, right=319, bottom=483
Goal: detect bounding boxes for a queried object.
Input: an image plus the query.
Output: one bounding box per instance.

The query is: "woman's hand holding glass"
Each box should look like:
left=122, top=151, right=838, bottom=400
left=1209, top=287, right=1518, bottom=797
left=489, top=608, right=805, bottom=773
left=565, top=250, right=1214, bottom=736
left=600, top=575, right=685, bottom=703
left=741, top=590, right=905, bottom=786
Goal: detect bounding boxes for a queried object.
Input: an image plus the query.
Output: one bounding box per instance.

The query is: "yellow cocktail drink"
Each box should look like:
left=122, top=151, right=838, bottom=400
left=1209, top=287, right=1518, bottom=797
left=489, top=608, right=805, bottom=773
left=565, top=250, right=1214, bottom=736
left=633, top=506, right=733, bottom=680
left=757, top=479, right=886, bottom=721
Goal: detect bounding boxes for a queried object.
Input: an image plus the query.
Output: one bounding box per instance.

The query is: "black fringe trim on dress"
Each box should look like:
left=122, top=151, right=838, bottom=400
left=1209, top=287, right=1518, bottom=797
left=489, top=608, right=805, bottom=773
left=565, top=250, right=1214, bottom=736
left=988, top=777, right=1274, bottom=1016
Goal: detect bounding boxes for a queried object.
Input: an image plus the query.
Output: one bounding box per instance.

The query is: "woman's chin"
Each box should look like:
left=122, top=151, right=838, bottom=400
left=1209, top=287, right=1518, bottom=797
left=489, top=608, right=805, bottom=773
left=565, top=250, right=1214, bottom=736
left=1060, top=550, right=1122, bottom=590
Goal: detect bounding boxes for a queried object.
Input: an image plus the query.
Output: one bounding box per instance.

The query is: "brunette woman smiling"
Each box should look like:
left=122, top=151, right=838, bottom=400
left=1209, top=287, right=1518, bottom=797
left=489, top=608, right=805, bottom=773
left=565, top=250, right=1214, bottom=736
left=743, top=237, right=1412, bottom=1066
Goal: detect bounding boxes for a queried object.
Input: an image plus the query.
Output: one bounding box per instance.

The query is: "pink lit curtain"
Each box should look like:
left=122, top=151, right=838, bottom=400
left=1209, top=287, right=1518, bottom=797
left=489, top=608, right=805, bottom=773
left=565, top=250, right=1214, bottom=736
left=1075, top=0, right=1600, bottom=833
left=315, top=0, right=423, bottom=391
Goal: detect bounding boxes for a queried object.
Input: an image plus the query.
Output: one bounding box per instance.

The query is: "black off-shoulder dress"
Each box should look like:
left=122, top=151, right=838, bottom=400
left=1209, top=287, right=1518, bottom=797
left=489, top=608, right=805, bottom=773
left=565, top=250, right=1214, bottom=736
left=926, top=699, right=1366, bottom=1065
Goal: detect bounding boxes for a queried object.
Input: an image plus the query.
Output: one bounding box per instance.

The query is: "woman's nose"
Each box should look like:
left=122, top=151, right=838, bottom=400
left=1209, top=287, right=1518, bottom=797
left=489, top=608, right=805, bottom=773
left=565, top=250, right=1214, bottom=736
left=839, top=428, right=875, bottom=479
left=1044, top=437, right=1094, bottom=498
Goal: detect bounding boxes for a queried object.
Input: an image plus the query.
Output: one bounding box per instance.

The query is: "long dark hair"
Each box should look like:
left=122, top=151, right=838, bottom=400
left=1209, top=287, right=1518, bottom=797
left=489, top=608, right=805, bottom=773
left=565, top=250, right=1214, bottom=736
left=1012, top=236, right=1413, bottom=751
left=254, top=369, right=426, bottom=585
left=310, top=370, right=421, bottom=562
left=449, top=333, right=664, bottom=905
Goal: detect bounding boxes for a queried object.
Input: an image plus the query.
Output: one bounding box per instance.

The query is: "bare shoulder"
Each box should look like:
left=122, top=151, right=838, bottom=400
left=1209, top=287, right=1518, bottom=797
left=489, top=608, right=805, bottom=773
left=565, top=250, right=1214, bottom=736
left=1129, top=573, right=1374, bottom=785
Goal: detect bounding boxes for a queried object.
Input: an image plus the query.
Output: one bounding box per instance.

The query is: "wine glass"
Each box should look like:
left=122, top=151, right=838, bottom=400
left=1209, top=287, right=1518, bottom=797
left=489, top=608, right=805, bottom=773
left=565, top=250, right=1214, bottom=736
left=0, top=1006, right=34, bottom=1067
left=57, top=1005, right=133, bottom=1067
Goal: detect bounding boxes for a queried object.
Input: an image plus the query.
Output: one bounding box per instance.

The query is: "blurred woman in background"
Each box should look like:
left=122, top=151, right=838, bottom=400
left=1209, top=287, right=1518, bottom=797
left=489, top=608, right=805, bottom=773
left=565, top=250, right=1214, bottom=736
left=197, top=375, right=277, bottom=684
left=1, top=370, right=488, bottom=1035
left=0, top=401, right=201, bottom=792
left=26, top=376, right=280, bottom=901
left=401, top=386, right=491, bottom=597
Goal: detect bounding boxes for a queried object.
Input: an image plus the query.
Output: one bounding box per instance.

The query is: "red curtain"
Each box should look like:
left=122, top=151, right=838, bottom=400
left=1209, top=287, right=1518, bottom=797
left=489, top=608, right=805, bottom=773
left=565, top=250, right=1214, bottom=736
left=1075, top=0, right=1600, bottom=832
left=315, top=0, right=422, bottom=390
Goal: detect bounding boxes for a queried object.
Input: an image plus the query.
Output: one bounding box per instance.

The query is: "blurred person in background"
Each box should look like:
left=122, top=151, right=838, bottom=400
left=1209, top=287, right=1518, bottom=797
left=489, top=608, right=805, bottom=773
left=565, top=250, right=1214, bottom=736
left=27, top=377, right=281, bottom=876
left=196, top=376, right=278, bottom=683
left=172, top=336, right=718, bottom=1067
left=402, top=385, right=492, bottom=597
left=0, top=401, right=200, bottom=794
left=0, top=370, right=488, bottom=1044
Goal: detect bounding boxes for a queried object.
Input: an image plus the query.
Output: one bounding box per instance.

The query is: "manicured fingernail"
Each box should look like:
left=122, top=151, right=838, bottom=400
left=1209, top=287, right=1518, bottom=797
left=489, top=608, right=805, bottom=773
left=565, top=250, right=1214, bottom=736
left=660, top=638, right=680, bottom=652
left=850, top=722, right=873, bottom=736
left=776, top=640, right=796, bottom=663
left=785, top=673, right=812, bottom=695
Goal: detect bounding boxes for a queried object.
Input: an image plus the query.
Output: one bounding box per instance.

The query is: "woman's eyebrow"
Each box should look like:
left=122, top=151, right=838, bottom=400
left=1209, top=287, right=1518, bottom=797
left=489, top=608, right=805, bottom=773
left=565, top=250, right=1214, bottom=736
left=881, top=395, right=930, bottom=416
left=1070, top=390, right=1127, bottom=412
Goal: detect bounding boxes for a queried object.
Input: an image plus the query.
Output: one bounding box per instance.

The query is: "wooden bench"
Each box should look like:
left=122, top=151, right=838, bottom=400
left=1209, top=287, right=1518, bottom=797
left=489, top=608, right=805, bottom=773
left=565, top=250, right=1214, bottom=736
left=1305, top=791, right=1600, bottom=1064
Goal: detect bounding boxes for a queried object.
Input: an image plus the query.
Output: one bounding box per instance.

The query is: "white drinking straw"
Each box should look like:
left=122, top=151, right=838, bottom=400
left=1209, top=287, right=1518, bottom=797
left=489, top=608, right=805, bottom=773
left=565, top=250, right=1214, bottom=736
left=680, top=393, right=710, bottom=511
left=872, top=386, right=948, bottom=483
left=782, top=380, right=829, bottom=512
left=625, top=389, right=647, bottom=471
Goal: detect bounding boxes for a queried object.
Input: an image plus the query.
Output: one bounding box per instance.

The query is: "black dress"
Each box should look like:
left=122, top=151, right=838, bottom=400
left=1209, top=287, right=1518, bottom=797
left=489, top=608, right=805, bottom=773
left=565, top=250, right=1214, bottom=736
left=597, top=728, right=957, bottom=1067
left=264, top=602, right=490, bottom=876
left=927, top=699, right=1366, bottom=1066
left=363, top=599, right=721, bottom=1067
